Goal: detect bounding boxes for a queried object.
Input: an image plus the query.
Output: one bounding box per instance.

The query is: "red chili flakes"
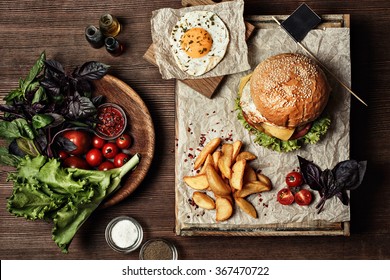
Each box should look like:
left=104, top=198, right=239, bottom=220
left=199, top=134, right=207, bottom=146
left=188, top=153, right=194, bottom=159
left=184, top=159, right=188, bottom=162
left=188, top=198, right=198, bottom=210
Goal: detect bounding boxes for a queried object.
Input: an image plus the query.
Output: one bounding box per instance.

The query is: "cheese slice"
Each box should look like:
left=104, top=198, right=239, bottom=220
left=261, top=123, right=295, bottom=141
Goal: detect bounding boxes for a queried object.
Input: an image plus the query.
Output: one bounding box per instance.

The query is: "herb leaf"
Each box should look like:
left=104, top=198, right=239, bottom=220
left=298, top=156, right=323, bottom=192
left=298, top=156, right=367, bottom=213
left=333, top=160, right=367, bottom=190
left=76, top=61, right=110, bottom=80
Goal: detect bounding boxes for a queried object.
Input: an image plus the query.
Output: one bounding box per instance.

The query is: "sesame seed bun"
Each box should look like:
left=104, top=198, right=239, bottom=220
left=249, top=53, right=330, bottom=128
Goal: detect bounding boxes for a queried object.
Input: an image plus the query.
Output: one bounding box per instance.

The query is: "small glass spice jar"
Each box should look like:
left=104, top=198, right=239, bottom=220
left=105, top=216, right=143, bottom=254
left=85, top=25, right=105, bottom=48
left=99, top=13, right=121, bottom=37
left=104, top=37, right=124, bottom=57
left=139, top=239, right=178, bottom=260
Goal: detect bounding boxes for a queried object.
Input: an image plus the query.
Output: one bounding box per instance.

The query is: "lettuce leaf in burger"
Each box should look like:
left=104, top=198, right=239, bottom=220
left=236, top=53, right=331, bottom=152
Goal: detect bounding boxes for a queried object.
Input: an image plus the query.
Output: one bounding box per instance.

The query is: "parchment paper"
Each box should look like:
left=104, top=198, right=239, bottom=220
left=176, top=26, right=351, bottom=229
left=151, top=0, right=250, bottom=80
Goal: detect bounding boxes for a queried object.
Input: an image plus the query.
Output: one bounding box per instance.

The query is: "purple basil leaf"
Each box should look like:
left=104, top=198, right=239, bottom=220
left=35, top=131, right=48, bottom=154
left=333, top=160, right=367, bottom=190
left=40, top=77, right=61, bottom=96
left=9, top=140, right=26, bottom=157
left=55, top=135, right=77, bottom=152
left=45, top=113, right=65, bottom=128
left=319, top=169, right=336, bottom=198
left=335, top=191, right=350, bottom=206
left=44, top=60, right=65, bottom=76
left=67, top=93, right=97, bottom=120
left=91, top=95, right=104, bottom=106
left=76, top=61, right=110, bottom=80
left=298, top=156, right=323, bottom=191
left=75, top=79, right=92, bottom=94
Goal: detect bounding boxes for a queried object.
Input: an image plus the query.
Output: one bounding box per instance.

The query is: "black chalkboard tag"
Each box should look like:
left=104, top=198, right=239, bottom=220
left=281, top=3, right=322, bottom=42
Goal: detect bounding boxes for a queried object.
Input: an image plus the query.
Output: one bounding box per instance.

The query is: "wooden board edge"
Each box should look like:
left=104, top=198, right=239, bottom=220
left=175, top=14, right=352, bottom=237
left=177, top=220, right=350, bottom=236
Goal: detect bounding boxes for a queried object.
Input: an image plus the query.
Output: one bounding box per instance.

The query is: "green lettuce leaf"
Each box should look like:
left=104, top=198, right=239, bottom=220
left=7, top=153, right=140, bottom=253
left=235, top=97, right=331, bottom=152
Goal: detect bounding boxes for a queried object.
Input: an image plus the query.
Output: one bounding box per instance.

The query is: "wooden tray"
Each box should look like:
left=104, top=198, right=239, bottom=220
left=93, top=75, right=155, bottom=208
left=143, top=0, right=255, bottom=98
left=175, top=14, right=351, bottom=237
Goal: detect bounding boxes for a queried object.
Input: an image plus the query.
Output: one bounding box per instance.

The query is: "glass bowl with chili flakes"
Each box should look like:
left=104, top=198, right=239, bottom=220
left=95, top=103, right=127, bottom=140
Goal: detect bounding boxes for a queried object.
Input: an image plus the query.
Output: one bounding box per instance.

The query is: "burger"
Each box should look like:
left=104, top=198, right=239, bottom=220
left=236, top=53, right=331, bottom=152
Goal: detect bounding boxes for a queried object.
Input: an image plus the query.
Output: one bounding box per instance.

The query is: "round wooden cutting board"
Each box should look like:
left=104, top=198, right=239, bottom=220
left=93, top=75, right=155, bottom=208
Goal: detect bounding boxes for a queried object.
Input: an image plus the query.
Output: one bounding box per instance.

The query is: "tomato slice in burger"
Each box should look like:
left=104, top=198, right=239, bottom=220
left=277, top=188, right=294, bottom=205
left=294, top=189, right=313, bottom=206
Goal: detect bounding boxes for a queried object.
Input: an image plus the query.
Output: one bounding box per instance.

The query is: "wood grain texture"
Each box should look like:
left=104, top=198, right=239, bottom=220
left=0, top=0, right=389, bottom=260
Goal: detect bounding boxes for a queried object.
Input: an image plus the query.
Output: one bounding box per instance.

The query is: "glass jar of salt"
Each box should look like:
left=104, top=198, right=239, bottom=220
left=105, top=216, right=143, bottom=253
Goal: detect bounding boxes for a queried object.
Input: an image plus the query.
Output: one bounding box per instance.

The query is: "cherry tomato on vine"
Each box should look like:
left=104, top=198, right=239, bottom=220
left=114, top=153, right=130, bottom=167
left=98, top=161, right=115, bottom=171
left=102, top=142, right=119, bottom=159
left=92, top=135, right=106, bottom=149
left=277, top=188, right=295, bottom=205
left=285, top=171, right=303, bottom=188
left=86, top=148, right=104, bottom=167
left=294, top=189, right=313, bottom=206
left=116, top=134, right=132, bottom=149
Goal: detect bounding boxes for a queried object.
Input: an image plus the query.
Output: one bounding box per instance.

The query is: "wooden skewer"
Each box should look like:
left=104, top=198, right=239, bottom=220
left=272, top=16, right=368, bottom=107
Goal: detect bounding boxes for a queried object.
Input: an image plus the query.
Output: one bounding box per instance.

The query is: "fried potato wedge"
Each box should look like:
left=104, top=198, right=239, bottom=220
left=257, top=173, right=272, bottom=188
left=236, top=181, right=272, bottom=198
left=243, top=165, right=257, bottom=183
left=199, top=154, right=215, bottom=175
left=232, top=140, right=243, bottom=162
left=235, top=197, right=257, bottom=218
left=218, top=143, right=233, bottom=179
left=216, top=197, right=233, bottom=221
left=205, top=164, right=231, bottom=196
left=192, top=191, right=216, bottom=210
left=212, top=150, right=221, bottom=172
left=236, top=151, right=257, bottom=162
left=194, top=137, right=221, bottom=170
left=230, top=159, right=246, bottom=190
left=183, top=174, right=209, bottom=190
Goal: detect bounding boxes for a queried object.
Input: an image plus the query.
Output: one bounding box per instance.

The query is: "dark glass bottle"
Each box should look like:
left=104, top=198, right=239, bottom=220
left=105, top=37, right=124, bottom=57
left=85, top=25, right=104, bottom=48
left=99, top=14, right=121, bottom=37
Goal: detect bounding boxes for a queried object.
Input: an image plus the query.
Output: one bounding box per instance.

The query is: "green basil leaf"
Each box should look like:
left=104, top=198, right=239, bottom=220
left=22, top=51, right=46, bottom=93
left=0, top=121, right=21, bottom=139
left=31, top=86, right=47, bottom=104
left=12, top=118, right=35, bottom=139
left=16, top=138, right=40, bottom=157
left=4, top=89, right=23, bottom=103
left=32, top=114, right=54, bottom=129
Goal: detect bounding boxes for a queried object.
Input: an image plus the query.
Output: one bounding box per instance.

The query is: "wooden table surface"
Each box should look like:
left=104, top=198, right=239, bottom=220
left=0, top=0, right=389, bottom=260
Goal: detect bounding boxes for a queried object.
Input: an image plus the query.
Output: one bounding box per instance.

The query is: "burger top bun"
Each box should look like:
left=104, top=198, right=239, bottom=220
left=250, top=53, right=330, bottom=128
